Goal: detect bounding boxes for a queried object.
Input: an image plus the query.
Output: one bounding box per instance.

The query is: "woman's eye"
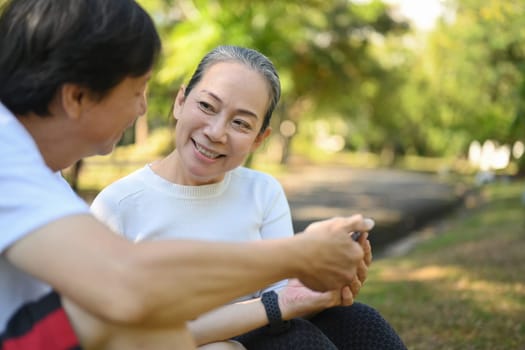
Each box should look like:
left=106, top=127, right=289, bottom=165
left=233, top=119, right=253, bottom=131
left=198, top=101, right=214, bottom=113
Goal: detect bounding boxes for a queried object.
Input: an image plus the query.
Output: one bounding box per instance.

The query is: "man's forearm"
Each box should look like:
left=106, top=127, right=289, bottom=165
left=8, top=214, right=367, bottom=329
left=122, top=238, right=302, bottom=327
left=64, top=240, right=297, bottom=348
left=63, top=299, right=197, bottom=350
left=7, top=215, right=302, bottom=327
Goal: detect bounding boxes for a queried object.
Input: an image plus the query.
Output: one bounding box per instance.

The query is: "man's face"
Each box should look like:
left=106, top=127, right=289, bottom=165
left=79, top=72, right=151, bottom=156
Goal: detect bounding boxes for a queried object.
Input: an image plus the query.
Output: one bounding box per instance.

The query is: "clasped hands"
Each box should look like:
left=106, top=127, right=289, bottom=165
left=278, top=231, right=372, bottom=320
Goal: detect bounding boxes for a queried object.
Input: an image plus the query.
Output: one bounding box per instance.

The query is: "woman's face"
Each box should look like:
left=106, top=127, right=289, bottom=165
left=172, top=61, right=271, bottom=185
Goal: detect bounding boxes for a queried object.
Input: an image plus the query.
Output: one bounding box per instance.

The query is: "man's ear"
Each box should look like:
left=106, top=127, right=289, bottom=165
left=60, top=83, right=87, bottom=120
left=251, top=126, right=272, bottom=152
left=172, top=86, right=186, bottom=121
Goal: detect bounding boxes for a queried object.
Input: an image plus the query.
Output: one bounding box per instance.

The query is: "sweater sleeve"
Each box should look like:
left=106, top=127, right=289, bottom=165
left=258, top=175, right=294, bottom=293
left=259, top=177, right=294, bottom=240
left=90, top=187, right=124, bottom=236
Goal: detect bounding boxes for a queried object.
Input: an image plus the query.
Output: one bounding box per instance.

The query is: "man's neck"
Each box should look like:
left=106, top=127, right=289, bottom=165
left=17, top=113, right=80, bottom=172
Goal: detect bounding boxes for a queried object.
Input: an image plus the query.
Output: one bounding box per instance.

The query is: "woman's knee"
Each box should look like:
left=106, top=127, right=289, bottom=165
left=234, top=318, right=337, bottom=350
left=312, top=303, right=407, bottom=350
left=315, top=302, right=383, bottom=324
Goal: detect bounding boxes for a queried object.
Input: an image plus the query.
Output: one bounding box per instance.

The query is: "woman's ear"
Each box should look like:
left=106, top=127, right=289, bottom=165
left=172, top=86, right=186, bottom=121
left=251, top=127, right=272, bottom=152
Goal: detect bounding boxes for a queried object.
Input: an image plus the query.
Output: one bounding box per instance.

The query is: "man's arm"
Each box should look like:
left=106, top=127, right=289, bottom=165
left=5, top=213, right=372, bottom=328
left=61, top=299, right=197, bottom=350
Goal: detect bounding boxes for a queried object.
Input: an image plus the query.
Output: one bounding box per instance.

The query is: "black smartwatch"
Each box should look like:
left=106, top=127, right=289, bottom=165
left=261, top=290, right=291, bottom=335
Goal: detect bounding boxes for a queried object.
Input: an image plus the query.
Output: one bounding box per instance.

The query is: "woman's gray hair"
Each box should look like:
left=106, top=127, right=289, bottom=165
left=184, top=45, right=281, bottom=133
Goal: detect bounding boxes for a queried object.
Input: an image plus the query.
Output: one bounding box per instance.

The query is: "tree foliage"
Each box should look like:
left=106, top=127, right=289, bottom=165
left=137, top=0, right=408, bottom=152
left=135, top=0, right=525, bottom=172
left=415, top=0, right=525, bottom=157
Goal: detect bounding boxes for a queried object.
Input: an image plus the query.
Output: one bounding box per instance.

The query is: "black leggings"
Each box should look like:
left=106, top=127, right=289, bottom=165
left=233, top=302, right=406, bottom=350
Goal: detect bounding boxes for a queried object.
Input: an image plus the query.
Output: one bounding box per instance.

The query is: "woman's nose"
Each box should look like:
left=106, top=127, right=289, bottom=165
left=204, top=117, right=228, bottom=143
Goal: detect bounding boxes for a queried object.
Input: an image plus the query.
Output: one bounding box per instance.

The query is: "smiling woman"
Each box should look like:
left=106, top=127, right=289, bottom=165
left=90, top=45, right=407, bottom=349
left=169, top=61, right=271, bottom=185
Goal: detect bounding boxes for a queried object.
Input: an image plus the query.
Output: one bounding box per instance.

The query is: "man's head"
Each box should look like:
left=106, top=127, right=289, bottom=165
left=0, top=0, right=161, bottom=116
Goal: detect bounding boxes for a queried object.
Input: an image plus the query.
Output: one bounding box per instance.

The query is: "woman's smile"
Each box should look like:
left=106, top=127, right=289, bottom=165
left=192, top=139, right=224, bottom=160
left=169, top=61, right=272, bottom=185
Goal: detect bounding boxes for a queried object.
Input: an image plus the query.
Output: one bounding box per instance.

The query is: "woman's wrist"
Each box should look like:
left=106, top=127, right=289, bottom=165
left=261, top=291, right=291, bottom=335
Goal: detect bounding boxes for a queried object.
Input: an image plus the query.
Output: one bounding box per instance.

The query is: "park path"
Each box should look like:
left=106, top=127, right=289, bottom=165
left=274, top=165, right=466, bottom=254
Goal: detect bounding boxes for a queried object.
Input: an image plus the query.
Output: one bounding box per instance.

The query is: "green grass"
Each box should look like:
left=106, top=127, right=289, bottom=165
left=359, top=181, right=525, bottom=350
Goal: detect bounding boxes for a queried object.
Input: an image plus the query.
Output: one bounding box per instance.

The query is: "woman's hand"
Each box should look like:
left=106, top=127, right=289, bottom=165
left=277, top=279, right=342, bottom=320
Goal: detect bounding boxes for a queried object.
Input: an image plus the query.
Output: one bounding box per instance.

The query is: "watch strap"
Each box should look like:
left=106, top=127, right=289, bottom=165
left=261, top=290, right=291, bottom=335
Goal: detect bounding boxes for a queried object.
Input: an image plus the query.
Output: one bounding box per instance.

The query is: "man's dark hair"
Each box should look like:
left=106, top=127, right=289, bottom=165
left=0, top=0, right=161, bottom=116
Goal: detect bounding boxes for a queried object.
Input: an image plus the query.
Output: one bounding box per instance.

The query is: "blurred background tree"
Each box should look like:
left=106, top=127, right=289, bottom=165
left=423, top=0, right=525, bottom=173
left=126, top=0, right=524, bottom=174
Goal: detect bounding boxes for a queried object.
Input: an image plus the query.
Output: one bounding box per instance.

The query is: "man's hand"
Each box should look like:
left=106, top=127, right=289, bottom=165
left=294, top=215, right=374, bottom=292
left=337, top=231, right=373, bottom=306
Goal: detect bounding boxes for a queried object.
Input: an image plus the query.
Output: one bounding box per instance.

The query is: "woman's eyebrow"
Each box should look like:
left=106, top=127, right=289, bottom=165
left=200, top=89, right=259, bottom=119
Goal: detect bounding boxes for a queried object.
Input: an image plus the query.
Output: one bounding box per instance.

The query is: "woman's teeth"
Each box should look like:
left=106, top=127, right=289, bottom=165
left=195, top=142, right=220, bottom=159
